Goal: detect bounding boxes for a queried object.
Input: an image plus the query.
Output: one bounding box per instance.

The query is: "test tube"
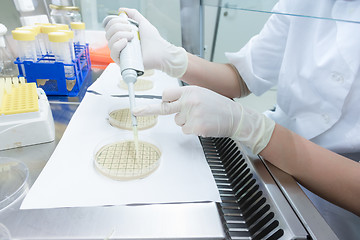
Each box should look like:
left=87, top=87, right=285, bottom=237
left=11, top=29, right=37, bottom=77
left=48, top=31, right=76, bottom=91
left=58, top=29, right=75, bottom=60
left=39, top=24, right=59, bottom=56
left=16, top=26, right=42, bottom=60
left=70, top=22, right=85, bottom=45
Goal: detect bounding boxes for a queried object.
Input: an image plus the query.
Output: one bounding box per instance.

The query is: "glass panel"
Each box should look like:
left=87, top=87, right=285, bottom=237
left=203, top=0, right=360, bottom=63
left=79, top=0, right=181, bottom=46
left=204, top=3, right=276, bottom=62
left=203, top=0, right=360, bottom=24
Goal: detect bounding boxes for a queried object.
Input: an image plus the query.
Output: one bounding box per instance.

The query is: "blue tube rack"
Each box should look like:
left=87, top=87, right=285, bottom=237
left=14, top=44, right=91, bottom=96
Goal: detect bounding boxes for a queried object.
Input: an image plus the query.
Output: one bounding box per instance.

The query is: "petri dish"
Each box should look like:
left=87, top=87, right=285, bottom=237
left=0, top=158, right=29, bottom=211
left=118, top=78, right=153, bottom=91
left=94, top=136, right=161, bottom=181
left=142, top=69, right=155, bottom=77
left=0, top=223, right=11, bottom=240
left=108, top=108, right=158, bottom=130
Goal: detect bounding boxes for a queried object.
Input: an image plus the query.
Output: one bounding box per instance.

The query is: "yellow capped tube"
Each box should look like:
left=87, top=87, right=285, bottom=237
left=70, top=22, right=86, bottom=45
left=48, top=31, right=76, bottom=91
left=16, top=26, right=42, bottom=59
left=39, top=24, right=59, bottom=55
left=58, top=29, right=75, bottom=60
left=12, top=29, right=37, bottom=76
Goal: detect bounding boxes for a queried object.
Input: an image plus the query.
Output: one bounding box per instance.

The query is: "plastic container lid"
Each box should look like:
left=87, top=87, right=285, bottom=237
left=56, top=23, right=70, bottom=30
left=48, top=31, right=69, bottom=42
left=35, top=23, right=52, bottom=26
left=11, top=29, right=36, bottom=41
left=49, top=3, right=80, bottom=11
left=70, top=22, right=85, bottom=30
left=16, top=26, right=41, bottom=36
left=0, top=157, right=29, bottom=210
left=40, top=25, right=59, bottom=34
left=58, top=29, right=74, bottom=39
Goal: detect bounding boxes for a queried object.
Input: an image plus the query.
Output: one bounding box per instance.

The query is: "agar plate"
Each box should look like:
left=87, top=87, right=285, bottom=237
left=0, top=157, right=29, bottom=210
left=142, top=69, right=154, bottom=77
left=108, top=108, right=158, bottom=130
left=94, top=137, right=161, bottom=181
left=118, top=78, right=153, bottom=91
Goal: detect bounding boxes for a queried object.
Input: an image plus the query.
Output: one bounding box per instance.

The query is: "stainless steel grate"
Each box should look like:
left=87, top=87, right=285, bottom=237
left=200, top=137, right=306, bottom=240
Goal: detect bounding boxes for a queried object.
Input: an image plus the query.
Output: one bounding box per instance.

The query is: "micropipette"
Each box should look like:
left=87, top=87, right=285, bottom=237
left=103, top=12, right=144, bottom=155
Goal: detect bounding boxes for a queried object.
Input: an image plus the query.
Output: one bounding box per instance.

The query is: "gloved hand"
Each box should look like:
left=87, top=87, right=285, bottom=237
left=133, top=86, right=276, bottom=155
left=103, top=8, right=188, bottom=78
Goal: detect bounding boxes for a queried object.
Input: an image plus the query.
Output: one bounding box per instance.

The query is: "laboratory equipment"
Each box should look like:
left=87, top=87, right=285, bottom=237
left=49, top=4, right=81, bottom=25
left=118, top=77, right=153, bottom=91
left=48, top=31, right=75, bottom=91
left=70, top=22, right=86, bottom=45
left=16, top=25, right=43, bottom=60
left=11, top=29, right=37, bottom=76
left=0, top=24, right=18, bottom=78
left=94, top=138, right=161, bottom=181
left=55, top=23, right=69, bottom=30
left=58, top=29, right=75, bottom=60
left=0, top=79, right=55, bottom=150
left=0, top=157, right=29, bottom=210
left=143, top=69, right=155, bottom=77
left=39, top=24, right=59, bottom=55
left=14, top=38, right=91, bottom=96
left=103, top=13, right=145, bottom=131
left=108, top=108, right=158, bottom=130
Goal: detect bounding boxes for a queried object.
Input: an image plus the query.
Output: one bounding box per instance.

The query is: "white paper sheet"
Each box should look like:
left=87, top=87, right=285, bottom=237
left=87, top=63, right=180, bottom=96
left=21, top=93, right=221, bottom=209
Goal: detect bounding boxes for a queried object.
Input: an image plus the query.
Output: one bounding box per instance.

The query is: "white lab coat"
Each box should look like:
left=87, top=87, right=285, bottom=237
left=226, top=0, right=360, bottom=239
left=226, top=0, right=360, bottom=154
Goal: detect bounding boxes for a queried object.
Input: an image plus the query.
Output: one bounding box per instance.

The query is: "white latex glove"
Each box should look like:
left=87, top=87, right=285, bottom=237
left=103, top=8, right=188, bottom=78
left=133, top=86, right=275, bottom=155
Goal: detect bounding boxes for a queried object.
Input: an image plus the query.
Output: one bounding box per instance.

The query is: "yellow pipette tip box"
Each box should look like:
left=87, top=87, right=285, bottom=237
left=0, top=82, right=39, bottom=115
left=0, top=81, right=55, bottom=151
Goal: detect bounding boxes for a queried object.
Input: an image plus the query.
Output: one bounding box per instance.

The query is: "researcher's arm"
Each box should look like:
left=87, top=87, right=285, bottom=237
left=182, top=53, right=247, bottom=98
left=260, top=124, right=360, bottom=216
left=134, top=85, right=360, bottom=216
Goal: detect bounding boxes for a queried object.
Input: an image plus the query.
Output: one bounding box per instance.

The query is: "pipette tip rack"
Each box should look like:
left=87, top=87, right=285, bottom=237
left=0, top=77, right=55, bottom=151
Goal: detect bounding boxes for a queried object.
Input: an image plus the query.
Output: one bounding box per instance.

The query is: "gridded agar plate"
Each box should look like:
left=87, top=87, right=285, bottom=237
left=94, top=140, right=161, bottom=180
left=118, top=78, right=153, bottom=91
left=109, top=108, right=157, bottom=130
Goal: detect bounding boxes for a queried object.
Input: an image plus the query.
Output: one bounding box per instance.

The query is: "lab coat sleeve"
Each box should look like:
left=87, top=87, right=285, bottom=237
left=225, top=0, right=291, bottom=96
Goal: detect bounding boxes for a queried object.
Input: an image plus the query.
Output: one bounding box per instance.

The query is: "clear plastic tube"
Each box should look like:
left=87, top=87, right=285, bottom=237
left=48, top=31, right=75, bottom=91
left=58, top=29, right=75, bottom=60
left=70, top=22, right=85, bottom=45
left=16, top=26, right=42, bottom=60
left=39, top=25, right=59, bottom=55
left=11, top=30, right=37, bottom=76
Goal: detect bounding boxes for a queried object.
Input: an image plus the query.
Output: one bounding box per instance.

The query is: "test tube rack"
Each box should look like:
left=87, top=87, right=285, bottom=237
left=14, top=44, right=91, bottom=96
left=0, top=77, right=55, bottom=150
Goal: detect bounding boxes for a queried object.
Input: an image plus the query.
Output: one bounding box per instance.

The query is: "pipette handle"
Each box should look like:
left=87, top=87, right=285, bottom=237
left=103, top=13, right=144, bottom=83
